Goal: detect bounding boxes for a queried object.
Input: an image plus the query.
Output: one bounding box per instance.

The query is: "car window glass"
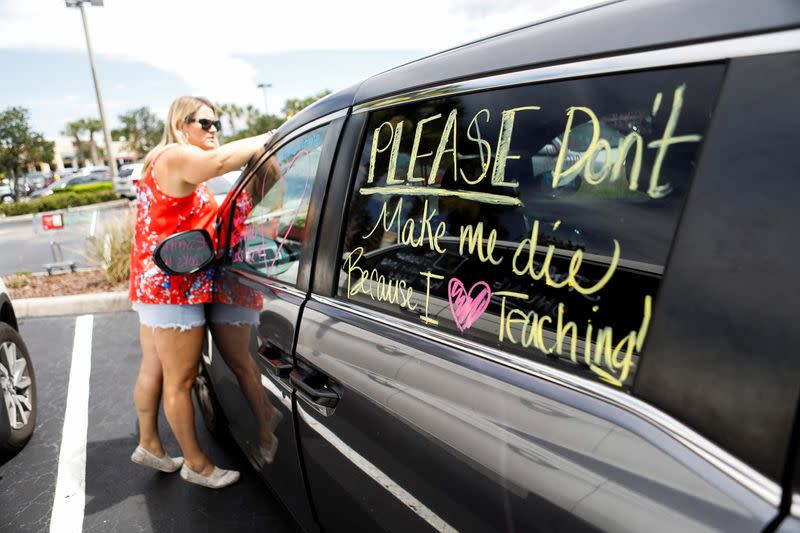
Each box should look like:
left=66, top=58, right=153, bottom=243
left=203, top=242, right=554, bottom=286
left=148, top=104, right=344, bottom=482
left=207, top=176, right=232, bottom=195
left=228, top=126, right=329, bottom=285
left=337, top=65, right=724, bottom=389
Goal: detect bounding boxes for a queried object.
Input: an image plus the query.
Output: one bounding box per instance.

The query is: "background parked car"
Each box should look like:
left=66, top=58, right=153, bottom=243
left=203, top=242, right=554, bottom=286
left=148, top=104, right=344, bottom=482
left=0, top=182, right=13, bottom=203
left=73, top=166, right=110, bottom=181
left=113, top=163, right=143, bottom=199
left=14, top=173, right=49, bottom=198
left=31, top=169, right=112, bottom=199
left=0, top=278, right=36, bottom=459
left=206, top=170, right=240, bottom=205
left=52, top=168, right=78, bottom=183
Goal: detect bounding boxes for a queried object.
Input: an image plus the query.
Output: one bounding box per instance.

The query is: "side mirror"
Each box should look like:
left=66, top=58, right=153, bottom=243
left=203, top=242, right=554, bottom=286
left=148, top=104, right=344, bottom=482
left=153, top=229, right=215, bottom=275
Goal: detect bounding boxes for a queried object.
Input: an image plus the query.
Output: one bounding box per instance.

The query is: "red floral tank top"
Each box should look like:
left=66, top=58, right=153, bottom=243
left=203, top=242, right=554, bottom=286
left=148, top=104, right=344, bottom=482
left=129, top=152, right=219, bottom=304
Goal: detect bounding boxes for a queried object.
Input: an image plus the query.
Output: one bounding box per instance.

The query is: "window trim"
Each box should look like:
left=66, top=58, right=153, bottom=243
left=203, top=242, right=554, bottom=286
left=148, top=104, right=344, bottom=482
left=353, top=28, right=799, bottom=114
left=228, top=265, right=307, bottom=300
left=311, top=292, right=782, bottom=508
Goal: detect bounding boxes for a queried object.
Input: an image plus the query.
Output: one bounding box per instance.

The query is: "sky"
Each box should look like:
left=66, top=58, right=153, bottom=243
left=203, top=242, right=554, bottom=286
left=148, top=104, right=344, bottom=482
left=0, top=0, right=602, bottom=141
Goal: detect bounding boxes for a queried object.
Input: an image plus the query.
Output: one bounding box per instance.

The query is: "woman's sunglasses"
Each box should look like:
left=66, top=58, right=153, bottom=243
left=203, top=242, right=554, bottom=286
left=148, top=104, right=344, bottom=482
left=186, top=118, right=222, bottom=132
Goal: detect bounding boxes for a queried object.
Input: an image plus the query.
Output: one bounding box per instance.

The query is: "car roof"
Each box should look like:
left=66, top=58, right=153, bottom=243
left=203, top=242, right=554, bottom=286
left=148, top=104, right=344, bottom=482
left=279, top=0, right=799, bottom=135
left=354, top=0, right=799, bottom=104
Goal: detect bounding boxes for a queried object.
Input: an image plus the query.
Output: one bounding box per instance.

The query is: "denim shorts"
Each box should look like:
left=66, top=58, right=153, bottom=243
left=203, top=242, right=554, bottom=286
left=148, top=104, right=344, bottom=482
left=132, top=302, right=259, bottom=330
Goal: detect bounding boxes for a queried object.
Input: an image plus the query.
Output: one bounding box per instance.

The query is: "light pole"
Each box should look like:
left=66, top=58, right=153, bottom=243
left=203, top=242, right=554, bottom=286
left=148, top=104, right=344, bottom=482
left=257, top=83, right=272, bottom=115
left=66, top=0, right=117, bottom=177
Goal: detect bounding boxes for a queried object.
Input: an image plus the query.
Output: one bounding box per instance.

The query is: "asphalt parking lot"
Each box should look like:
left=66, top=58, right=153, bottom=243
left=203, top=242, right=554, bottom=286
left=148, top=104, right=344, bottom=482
left=0, top=201, right=132, bottom=276
left=0, top=311, right=296, bottom=533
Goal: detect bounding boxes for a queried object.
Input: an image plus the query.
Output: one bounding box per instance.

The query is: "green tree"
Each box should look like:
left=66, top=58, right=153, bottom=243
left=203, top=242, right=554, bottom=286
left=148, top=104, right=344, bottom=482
left=83, top=118, right=102, bottom=165
left=0, top=107, right=54, bottom=198
left=218, top=102, right=243, bottom=135
left=78, top=142, right=104, bottom=164
left=116, top=107, right=164, bottom=157
left=282, top=90, right=332, bottom=119
left=63, top=119, right=87, bottom=167
left=225, top=113, right=283, bottom=142
left=243, top=104, right=260, bottom=129
left=27, top=133, right=55, bottom=169
left=214, top=90, right=333, bottom=142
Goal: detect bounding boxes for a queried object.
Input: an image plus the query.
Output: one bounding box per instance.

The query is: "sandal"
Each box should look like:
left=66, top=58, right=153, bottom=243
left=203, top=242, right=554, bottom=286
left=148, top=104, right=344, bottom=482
left=180, top=464, right=240, bottom=489
left=130, top=446, right=183, bottom=473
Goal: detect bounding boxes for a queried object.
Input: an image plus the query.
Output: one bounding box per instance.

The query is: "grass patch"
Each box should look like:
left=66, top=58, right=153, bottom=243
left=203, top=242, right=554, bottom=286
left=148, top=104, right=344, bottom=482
left=5, top=274, right=29, bottom=289
left=54, top=182, right=113, bottom=195
left=84, top=211, right=133, bottom=283
left=0, top=190, right=119, bottom=216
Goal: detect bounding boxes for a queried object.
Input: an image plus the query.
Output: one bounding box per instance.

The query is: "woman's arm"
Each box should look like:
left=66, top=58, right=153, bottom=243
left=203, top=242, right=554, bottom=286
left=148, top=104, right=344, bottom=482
left=159, top=131, right=274, bottom=190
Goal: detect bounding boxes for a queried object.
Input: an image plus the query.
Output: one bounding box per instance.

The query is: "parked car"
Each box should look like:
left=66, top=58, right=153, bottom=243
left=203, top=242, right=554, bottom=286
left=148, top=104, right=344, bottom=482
left=206, top=170, right=241, bottom=205
left=52, top=168, right=78, bottom=182
left=113, top=163, right=143, bottom=199
left=85, top=168, right=111, bottom=181
left=0, top=182, right=13, bottom=203
left=0, top=279, right=36, bottom=459
left=30, top=173, right=103, bottom=198
left=69, top=165, right=110, bottom=181
left=14, top=172, right=49, bottom=198
left=29, top=180, right=60, bottom=198
left=154, top=1, right=800, bottom=531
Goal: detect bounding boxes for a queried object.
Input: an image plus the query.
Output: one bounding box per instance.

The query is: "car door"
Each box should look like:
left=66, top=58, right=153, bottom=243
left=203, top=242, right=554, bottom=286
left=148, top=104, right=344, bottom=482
left=205, top=113, right=344, bottom=533
left=293, top=59, right=791, bottom=531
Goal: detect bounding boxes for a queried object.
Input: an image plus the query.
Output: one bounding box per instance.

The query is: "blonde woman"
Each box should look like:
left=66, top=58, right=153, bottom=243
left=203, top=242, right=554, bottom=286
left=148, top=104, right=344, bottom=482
left=129, top=96, right=273, bottom=488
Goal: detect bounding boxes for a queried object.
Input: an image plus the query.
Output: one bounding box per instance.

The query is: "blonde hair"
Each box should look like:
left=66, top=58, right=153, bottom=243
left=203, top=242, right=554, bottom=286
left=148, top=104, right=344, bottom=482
left=142, top=96, right=218, bottom=175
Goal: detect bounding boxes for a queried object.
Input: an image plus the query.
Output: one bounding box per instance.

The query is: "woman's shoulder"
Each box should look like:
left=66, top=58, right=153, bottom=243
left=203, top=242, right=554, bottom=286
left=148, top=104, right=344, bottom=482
left=155, top=144, right=208, bottom=182
left=159, top=143, right=205, bottom=164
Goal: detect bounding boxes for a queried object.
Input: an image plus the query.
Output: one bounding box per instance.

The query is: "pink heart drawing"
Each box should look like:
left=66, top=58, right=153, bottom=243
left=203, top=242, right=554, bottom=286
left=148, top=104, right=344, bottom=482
left=448, top=278, right=492, bottom=332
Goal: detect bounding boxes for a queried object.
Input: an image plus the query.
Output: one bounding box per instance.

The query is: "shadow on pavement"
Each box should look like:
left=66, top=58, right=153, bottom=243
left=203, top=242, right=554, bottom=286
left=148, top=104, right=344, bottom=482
left=83, top=420, right=297, bottom=532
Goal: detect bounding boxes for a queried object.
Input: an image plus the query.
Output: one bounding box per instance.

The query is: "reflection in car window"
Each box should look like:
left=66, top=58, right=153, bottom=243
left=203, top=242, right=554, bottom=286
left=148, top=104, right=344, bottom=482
left=229, top=126, right=328, bottom=285
left=338, top=65, right=724, bottom=389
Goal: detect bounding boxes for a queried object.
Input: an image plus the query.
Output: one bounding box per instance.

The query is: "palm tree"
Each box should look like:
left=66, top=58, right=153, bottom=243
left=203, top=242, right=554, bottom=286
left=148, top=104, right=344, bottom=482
left=218, top=103, right=242, bottom=135
left=244, top=104, right=260, bottom=129
left=62, top=120, right=86, bottom=167
left=83, top=118, right=102, bottom=165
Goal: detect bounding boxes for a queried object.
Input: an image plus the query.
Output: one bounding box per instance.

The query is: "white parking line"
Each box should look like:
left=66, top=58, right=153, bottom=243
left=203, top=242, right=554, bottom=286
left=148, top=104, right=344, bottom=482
left=50, top=314, right=93, bottom=533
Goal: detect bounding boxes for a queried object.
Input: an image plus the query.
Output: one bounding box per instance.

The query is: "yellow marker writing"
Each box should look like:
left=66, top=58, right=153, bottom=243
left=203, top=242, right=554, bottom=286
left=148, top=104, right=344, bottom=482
left=647, top=84, right=702, bottom=198
left=491, top=106, right=539, bottom=188
left=358, top=186, right=521, bottom=206
left=428, top=109, right=458, bottom=185
left=407, top=114, right=440, bottom=183
left=420, top=270, right=444, bottom=326
left=459, top=109, right=492, bottom=185
left=459, top=222, right=503, bottom=265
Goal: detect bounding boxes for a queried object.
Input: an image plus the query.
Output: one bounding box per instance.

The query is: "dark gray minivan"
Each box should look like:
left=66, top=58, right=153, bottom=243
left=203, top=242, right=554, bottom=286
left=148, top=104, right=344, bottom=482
left=162, top=1, right=800, bottom=530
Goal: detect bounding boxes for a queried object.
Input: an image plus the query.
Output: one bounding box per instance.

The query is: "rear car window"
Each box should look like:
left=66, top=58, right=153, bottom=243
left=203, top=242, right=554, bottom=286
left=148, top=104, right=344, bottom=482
left=337, top=65, right=724, bottom=389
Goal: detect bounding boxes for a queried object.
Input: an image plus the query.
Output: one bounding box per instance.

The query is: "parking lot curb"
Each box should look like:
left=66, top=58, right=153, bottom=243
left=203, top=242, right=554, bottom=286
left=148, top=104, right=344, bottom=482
left=0, top=212, right=35, bottom=224
left=14, top=291, right=131, bottom=318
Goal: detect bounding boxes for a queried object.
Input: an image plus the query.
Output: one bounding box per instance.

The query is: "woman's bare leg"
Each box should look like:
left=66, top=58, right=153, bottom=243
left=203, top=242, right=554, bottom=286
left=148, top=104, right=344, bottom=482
left=209, top=323, right=276, bottom=443
left=133, top=325, right=166, bottom=456
left=153, top=326, right=213, bottom=474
